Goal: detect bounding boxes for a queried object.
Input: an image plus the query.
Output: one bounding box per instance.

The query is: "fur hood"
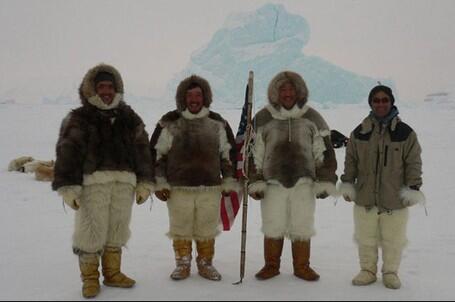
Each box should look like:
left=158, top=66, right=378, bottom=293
left=79, top=64, right=124, bottom=108
left=175, top=75, right=213, bottom=112
left=268, top=71, right=309, bottom=109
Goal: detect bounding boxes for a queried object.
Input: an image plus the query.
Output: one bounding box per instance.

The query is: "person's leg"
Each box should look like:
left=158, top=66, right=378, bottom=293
left=352, top=205, right=380, bottom=286
left=380, top=208, right=409, bottom=289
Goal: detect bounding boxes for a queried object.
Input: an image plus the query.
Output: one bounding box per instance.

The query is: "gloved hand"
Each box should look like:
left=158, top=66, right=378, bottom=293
left=58, top=186, right=82, bottom=211
left=401, top=186, right=425, bottom=207
left=155, top=189, right=171, bottom=202
left=249, top=191, right=264, bottom=200
left=135, top=183, right=152, bottom=205
left=316, top=192, right=329, bottom=199
left=63, top=195, right=80, bottom=210
left=343, top=194, right=352, bottom=202
left=339, top=182, right=355, bottom=202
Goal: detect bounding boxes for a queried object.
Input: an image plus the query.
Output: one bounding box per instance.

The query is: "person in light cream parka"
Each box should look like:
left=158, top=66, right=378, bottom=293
left=340, top=85, right=425, bottom=290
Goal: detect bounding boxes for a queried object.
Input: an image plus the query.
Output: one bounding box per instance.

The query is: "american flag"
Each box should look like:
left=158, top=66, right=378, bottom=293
left=220, top=86, right=250, bottom=231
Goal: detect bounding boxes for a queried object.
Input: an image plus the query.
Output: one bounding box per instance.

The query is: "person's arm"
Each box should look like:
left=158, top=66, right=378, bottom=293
left=339, top=132, right=359, bottom=202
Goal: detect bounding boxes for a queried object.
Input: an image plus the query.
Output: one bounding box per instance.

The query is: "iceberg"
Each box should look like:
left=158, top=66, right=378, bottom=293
left=169, top=3, right=394, bottom=107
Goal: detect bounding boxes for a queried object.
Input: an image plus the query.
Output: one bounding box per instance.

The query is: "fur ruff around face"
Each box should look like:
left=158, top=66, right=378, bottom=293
left=175, top=75, right=213, bottom=112
left=268, top=71, right=309, bottom=109
left=79, top=64, right=124, bottom=107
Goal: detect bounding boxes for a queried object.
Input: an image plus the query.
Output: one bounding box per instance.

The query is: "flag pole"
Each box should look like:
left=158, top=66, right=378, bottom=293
left=233, top=71, right=254, bottom=285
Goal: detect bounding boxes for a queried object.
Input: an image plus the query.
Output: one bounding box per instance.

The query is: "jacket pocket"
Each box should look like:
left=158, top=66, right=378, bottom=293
left=354, top=178, right=368, bottom=204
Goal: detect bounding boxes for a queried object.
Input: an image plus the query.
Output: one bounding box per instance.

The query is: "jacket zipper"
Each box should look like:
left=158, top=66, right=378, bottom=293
left=384, top=145, right=389, bottom=167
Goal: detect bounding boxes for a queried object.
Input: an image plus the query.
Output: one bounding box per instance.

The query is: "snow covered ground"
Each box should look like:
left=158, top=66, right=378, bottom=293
left=0, top=100, right=454, bottom=300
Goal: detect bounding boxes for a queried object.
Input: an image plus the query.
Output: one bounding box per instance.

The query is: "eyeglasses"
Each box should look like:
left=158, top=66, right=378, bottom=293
left=372, top=97, right=391, bottom=104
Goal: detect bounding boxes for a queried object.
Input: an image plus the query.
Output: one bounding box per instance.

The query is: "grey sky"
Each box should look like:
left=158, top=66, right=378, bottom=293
left=1, top=0, right=454, bottom=102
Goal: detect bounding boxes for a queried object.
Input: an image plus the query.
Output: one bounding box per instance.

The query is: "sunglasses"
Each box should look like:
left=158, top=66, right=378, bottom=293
left=372, top=97, right=391, bottom=104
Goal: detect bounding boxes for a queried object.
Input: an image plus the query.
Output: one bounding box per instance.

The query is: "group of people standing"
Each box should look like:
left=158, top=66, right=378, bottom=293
left=52, top=64, right=424, bottom=298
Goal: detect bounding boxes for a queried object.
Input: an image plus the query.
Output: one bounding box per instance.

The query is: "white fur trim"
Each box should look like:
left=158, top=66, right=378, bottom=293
left=155, top=177, right=171, bottom=191
left=218, top=120, right=232, bottom=161
left=248, top=181, right=267, bottom=194
left=166, top=189, right=221, bottom=241
left=400, top=187, right=426, bottom=207
left=252, top=128, right=265, bottom=170
left=155, top=127, right=174, bottom=161
left=87, top=93, right=122, bottom=110
left=261, top=182, right=316, bottom=241
left=8, top=156, right=34, bottom=171
left=313, top=181, right=338, bottom=197
left=172, top=185, right=221, bottom=192
left=312, top=131, right=327, bottom=167
left=294, top=177, right=314, bottom=187
left=266, top=104, right=310, bottom=120
left=83, top=171, right=137, bottom=186
left=181, top=107, right=210, bottom=120
left=73, top=182, right=135, bottom=252
left=339, top=182, right=356, bottom=201
left=221, top=177, right=241, bottom=193
left=57, top=185, right=82, bottom=200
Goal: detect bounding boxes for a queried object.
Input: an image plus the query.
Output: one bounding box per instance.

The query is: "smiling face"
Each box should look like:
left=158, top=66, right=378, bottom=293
left=371, top=90, right=393, bottom=118
left=185, top=86, right=204, bottom=114
left=278, top=82, right=297, bottom=110
left=95, top=81, right=116, bottom=105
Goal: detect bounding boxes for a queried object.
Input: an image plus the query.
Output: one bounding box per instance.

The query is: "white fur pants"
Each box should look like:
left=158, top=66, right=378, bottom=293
left=166, top=189, right=221, bottom=241
left=73, top=182, right=135, bottom=254
left=354, top=205, right=409, bottom=274
left=261, top=183, right=316, bottom=241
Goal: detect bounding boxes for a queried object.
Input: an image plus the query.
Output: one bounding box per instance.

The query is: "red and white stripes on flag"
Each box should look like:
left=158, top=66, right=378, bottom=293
left=220, top=134, right=246, bottom=231
left=220, top=85, right=251, bottom=231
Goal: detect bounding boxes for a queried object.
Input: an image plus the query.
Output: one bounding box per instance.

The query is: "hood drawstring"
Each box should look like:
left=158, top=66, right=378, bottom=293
left=288, top=118, right=292, bottom=142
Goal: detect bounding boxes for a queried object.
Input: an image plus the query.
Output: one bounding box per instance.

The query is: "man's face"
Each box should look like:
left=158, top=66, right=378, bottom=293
left=185, top=86, right=204, bottom=114
left=95, top=81, right=116, bottom=105
left=371, top=91, right=392, bottom=118
left=279, top=82, right=297, bottom=110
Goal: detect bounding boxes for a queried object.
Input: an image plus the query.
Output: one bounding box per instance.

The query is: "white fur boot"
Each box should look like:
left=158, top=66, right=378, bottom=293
left=382, top=246, right=403, bottom=289
left=352, top=245, right=378, bottom=286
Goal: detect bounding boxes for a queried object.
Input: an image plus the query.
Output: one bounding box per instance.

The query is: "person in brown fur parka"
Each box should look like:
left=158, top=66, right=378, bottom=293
left=52, top=64, right=154, bottom=298
left=150, top=75, right=239, bottom=282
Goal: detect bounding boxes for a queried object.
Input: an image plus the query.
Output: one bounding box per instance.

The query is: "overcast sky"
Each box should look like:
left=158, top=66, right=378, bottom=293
left=1, top=0, right=454, bottom=102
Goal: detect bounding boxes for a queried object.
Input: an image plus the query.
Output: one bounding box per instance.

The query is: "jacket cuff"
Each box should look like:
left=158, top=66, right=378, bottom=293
left=248, top=181, right=267, bottom=195
left=338, top=182, right=356, bottom=201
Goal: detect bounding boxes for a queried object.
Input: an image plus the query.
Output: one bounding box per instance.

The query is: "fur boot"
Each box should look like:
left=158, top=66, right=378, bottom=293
left=292, top=240, right=320, bottom=281
left=255, top=237, right=284, bottom=280
left=352, top=245, right=378, bottom=286
left=78, top=253, right=100, bottom=298
left=196, top=239, right=222, bottom=281
left=170, top=240, right=192, bottom=280
left=101, top=246, right=135, bottom=288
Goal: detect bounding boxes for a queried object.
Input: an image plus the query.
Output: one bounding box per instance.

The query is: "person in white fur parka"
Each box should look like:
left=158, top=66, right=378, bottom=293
left=248, top=71, right=338, bottom=281
left=339, top=85, right=425, bottom=290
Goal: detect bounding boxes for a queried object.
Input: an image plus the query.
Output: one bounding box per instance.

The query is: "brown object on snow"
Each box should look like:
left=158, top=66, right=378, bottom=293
left=35, top=164, right=55, bottom=182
